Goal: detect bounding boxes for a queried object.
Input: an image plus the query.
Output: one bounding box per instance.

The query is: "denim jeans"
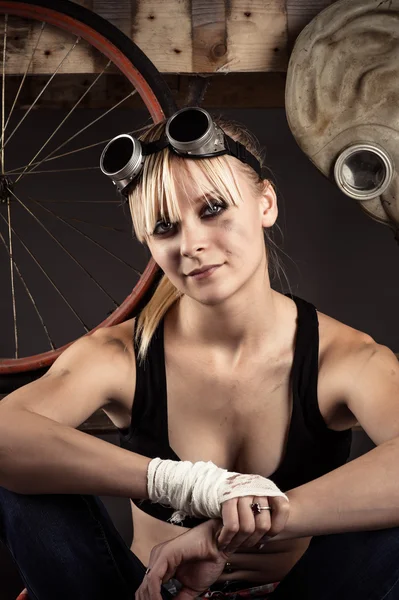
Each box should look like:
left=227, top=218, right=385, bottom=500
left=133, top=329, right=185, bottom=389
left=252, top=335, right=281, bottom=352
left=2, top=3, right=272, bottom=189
left=271, top=527, right=399, bottom=600
left=0, top=486, right=172, bottom=600
left=0, top=485, right=399, bottom=600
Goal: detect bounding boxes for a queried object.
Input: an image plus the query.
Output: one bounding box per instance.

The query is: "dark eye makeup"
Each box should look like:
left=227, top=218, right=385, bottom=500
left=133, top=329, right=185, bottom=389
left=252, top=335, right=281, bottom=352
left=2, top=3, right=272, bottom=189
left=152, top=198, right=227, bottom=236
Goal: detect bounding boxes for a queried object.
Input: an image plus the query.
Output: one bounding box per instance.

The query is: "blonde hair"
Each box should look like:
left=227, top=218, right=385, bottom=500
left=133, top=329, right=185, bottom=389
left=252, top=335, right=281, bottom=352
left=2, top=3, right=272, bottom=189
left=128, top=115, right=284, bottom=360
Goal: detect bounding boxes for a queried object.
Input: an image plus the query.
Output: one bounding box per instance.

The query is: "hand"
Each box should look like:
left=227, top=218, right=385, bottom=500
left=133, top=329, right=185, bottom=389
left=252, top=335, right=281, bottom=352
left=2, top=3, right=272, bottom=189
left=16, top=590, right=28, bottom=600
left=218, top=494, right=289, bottom=553
left=136, top=520, right=229, bottom=600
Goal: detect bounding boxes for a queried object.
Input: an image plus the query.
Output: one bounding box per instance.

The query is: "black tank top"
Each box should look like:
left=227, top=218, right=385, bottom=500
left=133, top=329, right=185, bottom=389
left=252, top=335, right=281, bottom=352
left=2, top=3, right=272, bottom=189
left=118, top=295, right=352, bottom=527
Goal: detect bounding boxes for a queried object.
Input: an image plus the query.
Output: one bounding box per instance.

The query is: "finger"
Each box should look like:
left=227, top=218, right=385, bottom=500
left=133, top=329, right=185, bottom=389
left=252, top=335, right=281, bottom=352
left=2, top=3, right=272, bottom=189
left=137, top=573, right=152, bottom=600
left=223, top=496, right=256, bottom=554
left=162, top=562, right=178, bottom=584
left=135, top=579, right=146, bottom=600
left=144, top=566, right=165, bottom=600
left=238, top=496, right=272, bottom=548
left=219, top=498, right=240, bottom=548
left=146, top=544, right=177, bottom=588
left=152, top=550, right=176, bottom=584
left=267, top=496, right=290, bottom=537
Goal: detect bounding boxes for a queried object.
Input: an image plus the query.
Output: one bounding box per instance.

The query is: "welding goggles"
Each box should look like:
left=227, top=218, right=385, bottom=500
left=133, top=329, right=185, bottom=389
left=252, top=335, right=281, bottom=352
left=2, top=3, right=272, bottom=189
left=100, top=107, right=261, bottom=197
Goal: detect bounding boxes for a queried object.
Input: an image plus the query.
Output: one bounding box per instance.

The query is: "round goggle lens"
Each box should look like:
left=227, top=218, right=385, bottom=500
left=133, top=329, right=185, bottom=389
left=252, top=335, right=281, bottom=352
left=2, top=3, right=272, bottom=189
left=168, top=109, right=209, bottom=143
left=102, top=136, right=134, bottom=175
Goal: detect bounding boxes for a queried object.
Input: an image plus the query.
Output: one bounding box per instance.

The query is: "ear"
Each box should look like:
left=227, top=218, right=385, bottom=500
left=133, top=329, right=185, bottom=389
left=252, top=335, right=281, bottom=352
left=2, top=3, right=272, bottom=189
left=260, top=180, right=278, bottom=228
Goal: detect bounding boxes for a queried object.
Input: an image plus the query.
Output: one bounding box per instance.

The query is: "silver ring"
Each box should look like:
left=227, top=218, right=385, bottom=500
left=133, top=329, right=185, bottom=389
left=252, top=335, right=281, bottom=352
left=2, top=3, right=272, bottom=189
left=145, top=567, right=151, bottom=576
left=251, top=502, right=272, bottom=515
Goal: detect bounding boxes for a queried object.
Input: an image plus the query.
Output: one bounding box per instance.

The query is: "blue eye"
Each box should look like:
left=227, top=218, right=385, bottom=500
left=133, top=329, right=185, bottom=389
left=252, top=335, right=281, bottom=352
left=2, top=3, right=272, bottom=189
left=203, top=200, right=227, bottom=217
left=153, top=220, right=175, bottom=236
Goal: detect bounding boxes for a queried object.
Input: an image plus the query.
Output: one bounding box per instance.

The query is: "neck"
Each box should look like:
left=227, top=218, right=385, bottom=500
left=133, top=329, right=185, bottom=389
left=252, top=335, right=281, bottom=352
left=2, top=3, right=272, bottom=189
left=174, top=269, right=281, bottom=360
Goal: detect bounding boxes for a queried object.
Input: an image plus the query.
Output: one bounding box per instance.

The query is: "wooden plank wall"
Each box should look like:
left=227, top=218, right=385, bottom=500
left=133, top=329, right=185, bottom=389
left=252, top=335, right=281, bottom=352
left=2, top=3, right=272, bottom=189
left=74, top=0, right=335, bottom=73
left=0, top=1, right=336, bottom=75
left=0, top=1, right=336, bottom=109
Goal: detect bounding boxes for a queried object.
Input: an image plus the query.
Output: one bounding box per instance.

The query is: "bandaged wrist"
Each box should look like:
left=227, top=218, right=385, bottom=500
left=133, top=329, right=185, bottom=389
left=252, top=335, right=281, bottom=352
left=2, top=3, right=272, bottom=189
left=147, top=458, right=288, bottom=525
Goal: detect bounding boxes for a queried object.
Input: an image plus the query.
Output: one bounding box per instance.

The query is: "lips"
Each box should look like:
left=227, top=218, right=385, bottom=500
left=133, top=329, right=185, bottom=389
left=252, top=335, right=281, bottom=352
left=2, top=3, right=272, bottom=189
left=186, top=265, right=221, bottom=276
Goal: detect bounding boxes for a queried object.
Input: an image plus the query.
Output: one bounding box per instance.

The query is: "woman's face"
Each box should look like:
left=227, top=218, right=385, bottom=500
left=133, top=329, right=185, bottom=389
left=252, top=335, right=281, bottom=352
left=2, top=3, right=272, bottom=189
left=145, top=159, right=277, bottom=306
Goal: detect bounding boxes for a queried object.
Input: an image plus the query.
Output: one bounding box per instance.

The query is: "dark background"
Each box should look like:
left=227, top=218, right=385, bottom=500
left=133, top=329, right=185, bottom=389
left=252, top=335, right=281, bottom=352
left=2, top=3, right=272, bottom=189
left=0, top=107, right=397, bottom=598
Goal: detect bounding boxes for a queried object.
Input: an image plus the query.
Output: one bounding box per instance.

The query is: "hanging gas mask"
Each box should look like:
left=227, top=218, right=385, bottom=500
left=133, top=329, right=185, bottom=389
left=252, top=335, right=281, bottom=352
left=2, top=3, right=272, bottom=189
left=285, top=0, right=399, bottom=242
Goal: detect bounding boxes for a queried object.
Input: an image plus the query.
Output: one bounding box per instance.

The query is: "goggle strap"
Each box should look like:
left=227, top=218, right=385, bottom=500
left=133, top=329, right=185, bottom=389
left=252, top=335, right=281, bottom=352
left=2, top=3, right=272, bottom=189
left=142, top=138, right=169, bottom=156
left=224, top=135, right=261, bottom=177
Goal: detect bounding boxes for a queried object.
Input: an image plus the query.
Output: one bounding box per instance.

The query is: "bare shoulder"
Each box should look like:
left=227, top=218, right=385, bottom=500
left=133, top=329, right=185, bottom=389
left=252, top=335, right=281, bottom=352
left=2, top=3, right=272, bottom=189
left=0, top=318, right=137, bottom=430
left=57, top=317, right=136, bottom=380
left=317, top=310, right=396, bottom=369
left=87, top=318, right=136, bottom=363
left=316, top=310, right=398, bottom=431
left=317, top=310, right=375, bottom=362
left=83, top=319, right=137, bottom=425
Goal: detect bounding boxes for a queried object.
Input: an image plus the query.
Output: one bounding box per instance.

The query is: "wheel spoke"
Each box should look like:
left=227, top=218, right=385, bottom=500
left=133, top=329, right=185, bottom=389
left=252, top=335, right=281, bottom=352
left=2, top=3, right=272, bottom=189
left=2, top=36, right=81, bottom=152
left=11, top=166, right=99, bottom=175
left=0, top=211, right=89, bottom=332
left=65, top=216, right=127, bottom=233
left=3, top=22, right=46, bottom=134
left=5, top=131, right=138, bottom=176
left=21, top=199, right=119, bottom=203
left=0, top=228, right=56, bottom=351
left=1, top=14, right=8, bottom=175
left=9, top=189, right=119, bottom=307
left=14, top=60, right=112, bottom=183
left=5, top=198, right=18, bottom=357
left=27, top=196, right=142, bottom=277
left=16, top=89, right=137, bottom=183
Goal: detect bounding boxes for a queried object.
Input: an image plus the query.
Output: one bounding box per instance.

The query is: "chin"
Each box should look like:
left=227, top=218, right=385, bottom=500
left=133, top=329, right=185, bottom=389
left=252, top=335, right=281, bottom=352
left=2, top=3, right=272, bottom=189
left=191, top=286, right=238, bottom=307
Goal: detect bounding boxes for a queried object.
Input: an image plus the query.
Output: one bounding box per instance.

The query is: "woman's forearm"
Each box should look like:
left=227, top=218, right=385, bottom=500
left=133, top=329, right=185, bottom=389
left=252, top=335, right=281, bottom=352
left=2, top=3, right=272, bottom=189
left=0, top=408, right=150, bottom=497
left=272, top=437, right=399, bottom=542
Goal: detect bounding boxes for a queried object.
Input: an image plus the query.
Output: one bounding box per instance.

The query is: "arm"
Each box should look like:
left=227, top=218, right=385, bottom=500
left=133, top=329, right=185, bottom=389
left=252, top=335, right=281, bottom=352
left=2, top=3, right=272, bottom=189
left=0, top=327, right=150, bottom=497
left=0, top=327, right=288, bottom=552
left=271, top=340, right=399, bottom=541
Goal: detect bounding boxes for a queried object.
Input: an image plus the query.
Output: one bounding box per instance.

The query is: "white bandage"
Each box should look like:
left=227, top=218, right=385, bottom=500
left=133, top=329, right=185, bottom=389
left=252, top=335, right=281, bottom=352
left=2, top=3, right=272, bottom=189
left=147, top=458, right=288, bottom=525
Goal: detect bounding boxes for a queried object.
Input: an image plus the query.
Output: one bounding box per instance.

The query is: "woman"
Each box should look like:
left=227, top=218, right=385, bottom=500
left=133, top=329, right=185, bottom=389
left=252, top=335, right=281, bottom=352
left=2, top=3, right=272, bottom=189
left=1, top=107, right=399, bottom=600
left=0, top=108, right=288, bottom=600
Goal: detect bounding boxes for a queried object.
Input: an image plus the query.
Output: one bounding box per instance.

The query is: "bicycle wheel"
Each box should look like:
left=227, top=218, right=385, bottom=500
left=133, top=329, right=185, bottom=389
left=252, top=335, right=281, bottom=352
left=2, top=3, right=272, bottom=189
left=0, top=0, right=176, bottom=391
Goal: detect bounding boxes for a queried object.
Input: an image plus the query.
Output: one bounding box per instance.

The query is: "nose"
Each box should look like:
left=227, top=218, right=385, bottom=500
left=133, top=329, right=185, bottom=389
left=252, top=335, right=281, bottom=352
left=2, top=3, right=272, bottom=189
left=180, top=222, right=207, bottom=258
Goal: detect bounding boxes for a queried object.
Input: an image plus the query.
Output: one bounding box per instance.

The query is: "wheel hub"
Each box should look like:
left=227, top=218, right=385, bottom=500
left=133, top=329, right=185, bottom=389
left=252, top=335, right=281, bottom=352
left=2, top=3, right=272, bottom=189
left=0, top=176, right=14, bottom=203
